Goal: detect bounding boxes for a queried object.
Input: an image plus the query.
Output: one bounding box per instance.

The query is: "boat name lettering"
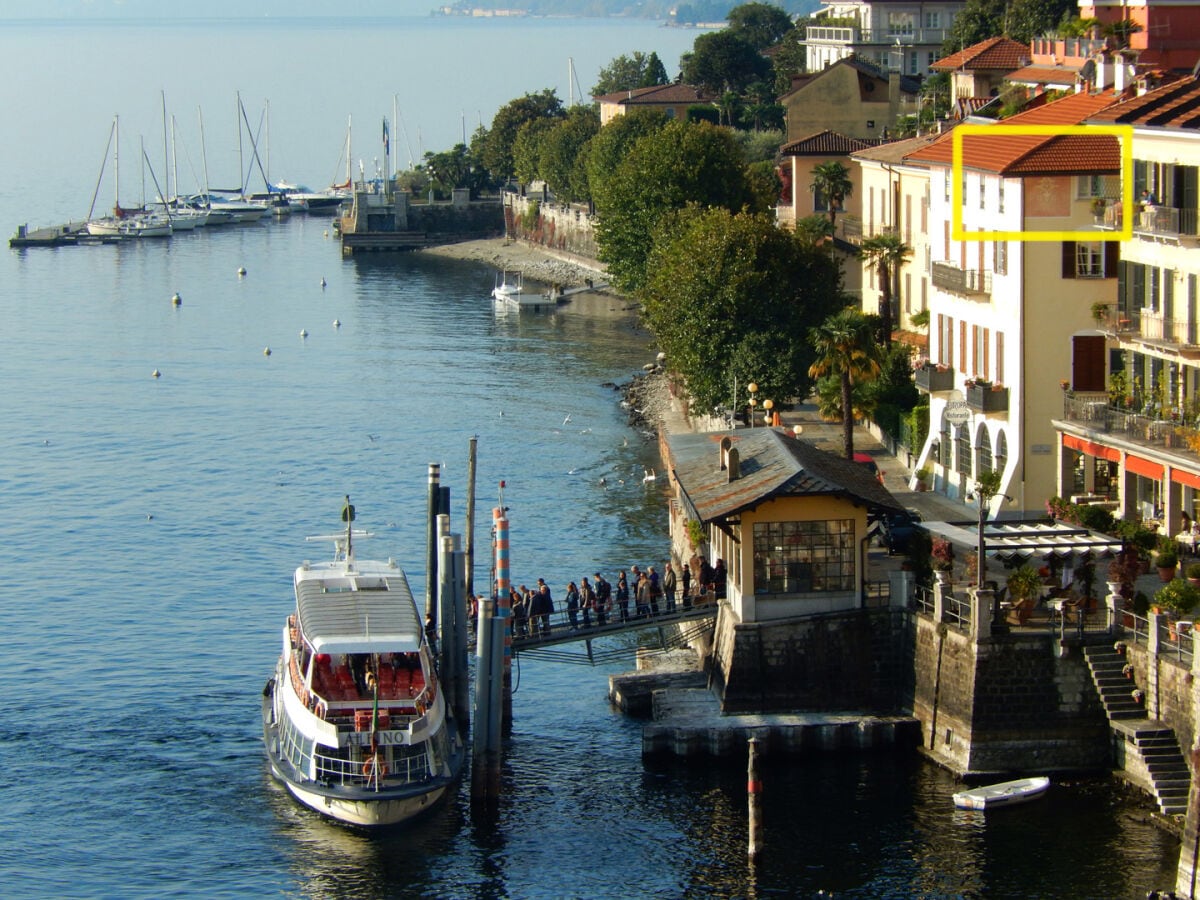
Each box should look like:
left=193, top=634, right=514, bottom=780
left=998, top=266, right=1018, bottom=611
left=350, top=730, right=408, bottom=745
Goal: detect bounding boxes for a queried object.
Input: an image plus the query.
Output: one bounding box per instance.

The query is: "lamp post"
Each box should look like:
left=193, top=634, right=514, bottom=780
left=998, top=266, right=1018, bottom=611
left=748, top=383, right=758, bottom=428
left=763, top=398, right=774, bottom=427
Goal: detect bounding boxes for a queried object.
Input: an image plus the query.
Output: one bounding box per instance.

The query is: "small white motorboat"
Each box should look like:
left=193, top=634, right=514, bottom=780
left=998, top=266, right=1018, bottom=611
left=952, top=776, right=1050, bottom=810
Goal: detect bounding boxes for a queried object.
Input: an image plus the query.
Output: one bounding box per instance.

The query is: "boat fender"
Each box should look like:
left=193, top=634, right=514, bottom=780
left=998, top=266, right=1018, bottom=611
left=263, top=677, right=275, bottom=698
left=363, top=754, right=388, bottom=778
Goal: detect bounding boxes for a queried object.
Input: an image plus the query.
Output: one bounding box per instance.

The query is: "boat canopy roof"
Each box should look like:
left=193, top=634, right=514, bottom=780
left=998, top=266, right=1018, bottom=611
left=295, top=574, right=422, bottom=655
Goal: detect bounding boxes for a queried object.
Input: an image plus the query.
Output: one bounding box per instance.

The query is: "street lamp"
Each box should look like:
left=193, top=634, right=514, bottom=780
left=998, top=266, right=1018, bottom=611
left=763, top=398, right=774, bottom=427
left=748, top=383, right=758, bottom=428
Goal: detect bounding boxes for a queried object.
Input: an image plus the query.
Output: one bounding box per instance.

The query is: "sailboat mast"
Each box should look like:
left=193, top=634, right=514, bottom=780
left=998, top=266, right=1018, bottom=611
left=171, top=114, right=179, bottom=205
left=115, top=115, right=120, bottom=213
left=392, top=94, right=398, bottom=175
left=236, top=91, right=244, bottom=197
left=162, top=90, right=170, bottom=203
left=87, top=117, right=116, bottom=221
left=198, top=106, right=211, bottom=203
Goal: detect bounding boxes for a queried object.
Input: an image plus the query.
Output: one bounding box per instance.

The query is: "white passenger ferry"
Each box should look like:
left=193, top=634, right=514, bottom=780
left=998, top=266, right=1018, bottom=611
left=262, top=499, right=464, bottom=827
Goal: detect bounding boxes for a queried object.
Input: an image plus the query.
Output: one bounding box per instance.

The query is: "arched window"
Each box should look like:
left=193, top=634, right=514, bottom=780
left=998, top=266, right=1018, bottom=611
left=976, top=425, right=993, bottom=475
left=956, top=424, right=972, bottom=475
left=995, top=430, right=1008, bottom=475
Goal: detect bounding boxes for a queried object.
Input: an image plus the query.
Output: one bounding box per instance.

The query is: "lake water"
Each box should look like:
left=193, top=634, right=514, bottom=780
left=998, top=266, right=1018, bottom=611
left=0, top=16, right=1186, bottom=899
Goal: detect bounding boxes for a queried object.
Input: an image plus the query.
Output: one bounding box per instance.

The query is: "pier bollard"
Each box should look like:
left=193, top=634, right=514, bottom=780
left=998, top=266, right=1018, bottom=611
left=748, top=736, right=763, bottom=861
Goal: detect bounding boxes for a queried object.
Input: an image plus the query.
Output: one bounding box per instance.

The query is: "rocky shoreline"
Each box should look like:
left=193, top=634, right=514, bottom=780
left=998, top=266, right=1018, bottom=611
left=420, top=236, right=609, bottom=289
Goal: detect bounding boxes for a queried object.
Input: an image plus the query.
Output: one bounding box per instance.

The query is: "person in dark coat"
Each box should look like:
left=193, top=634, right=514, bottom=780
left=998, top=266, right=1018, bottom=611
left=579, top=577, right=596, bottom=628
left=663, top=563, right=677, bottom=613
left=593, top=573, right=611, bottom=626
left=615, top=571, right=631, bottom=622
left=682, top=564, right=692, bottom=609
left=564, top=581, right=580, bottom=630
left=532, top=579, right=554, bottom=637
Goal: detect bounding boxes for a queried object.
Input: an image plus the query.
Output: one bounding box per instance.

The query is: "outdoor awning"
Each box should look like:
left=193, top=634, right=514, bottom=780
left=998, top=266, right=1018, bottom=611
left=921, top=520, right=1122, bottom=561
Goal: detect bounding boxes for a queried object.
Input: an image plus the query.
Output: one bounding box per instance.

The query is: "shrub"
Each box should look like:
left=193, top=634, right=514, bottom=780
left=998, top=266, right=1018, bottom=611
left=1187, top=562, right=1200, bottom=581
left=1155, top=577, right=1198, bottom=616
left=1156, top=548, right=1178, bottom=570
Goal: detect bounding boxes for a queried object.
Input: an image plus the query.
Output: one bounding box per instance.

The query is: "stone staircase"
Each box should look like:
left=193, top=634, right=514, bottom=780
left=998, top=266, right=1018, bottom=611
left=1084, top=645, right=1191, bottom=816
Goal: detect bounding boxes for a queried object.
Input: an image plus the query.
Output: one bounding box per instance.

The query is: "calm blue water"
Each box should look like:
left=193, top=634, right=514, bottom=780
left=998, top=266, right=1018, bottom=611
left=0, top=17, right=1184, bottom=900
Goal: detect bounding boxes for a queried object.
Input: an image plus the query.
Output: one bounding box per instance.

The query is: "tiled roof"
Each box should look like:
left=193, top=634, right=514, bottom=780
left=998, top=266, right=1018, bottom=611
left=933, top=37, right=1030, bottom=73
left=668, top=428, right=902, bottom=524
left=851, top=132, right=940, bottom=164
left=594, top=83, right=713, bottom=105
left=781, top=129, right=879, bottom=156
left=1089, top=75, right=1200, bottom=130
left=904, top=90, right=1122, bottom=174
left=1005, top=64, right=1081, bottom=87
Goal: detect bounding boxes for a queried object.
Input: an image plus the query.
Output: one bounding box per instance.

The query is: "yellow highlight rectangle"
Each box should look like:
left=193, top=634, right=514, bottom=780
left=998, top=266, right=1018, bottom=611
left=951, top=124, right=1133, bottom=242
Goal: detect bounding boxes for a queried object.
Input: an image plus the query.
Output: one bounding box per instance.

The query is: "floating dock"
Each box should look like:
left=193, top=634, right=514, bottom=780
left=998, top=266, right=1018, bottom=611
left=9, top=222, right=90, bottom=248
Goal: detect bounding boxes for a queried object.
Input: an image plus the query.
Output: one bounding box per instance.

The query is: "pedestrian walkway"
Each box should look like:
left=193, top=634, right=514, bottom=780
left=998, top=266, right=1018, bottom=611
left=510, top=600, right=717, bottom=654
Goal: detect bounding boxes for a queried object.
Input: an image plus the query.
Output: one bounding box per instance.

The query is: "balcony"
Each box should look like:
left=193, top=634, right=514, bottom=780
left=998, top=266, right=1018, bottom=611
left=932, top=261, right=992, bottom=298
left=1098, top=203, right=1198, bottom=242
left=1061, top=393, right=1200, bottom=464
left=915, top=362, right=954, bottom=393
left=833, top=214, right=862, bottom=247
left=1138, top=310, right=1200, bottom=354
left=805, top=25, right=948, bottom=45
left=966, top=381, right=1008, bottom=413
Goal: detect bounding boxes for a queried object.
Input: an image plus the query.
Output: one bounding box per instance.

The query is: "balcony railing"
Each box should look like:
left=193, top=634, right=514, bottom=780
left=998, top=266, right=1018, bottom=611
left=1061, top=393, right=1200, bottom=463
left=1096, top=305, right=1200, bottom=352
left=1100, top=203, right=1198, bottom=240
left=932, top=261, right=992, bottom=298
left=915, top=363, right=954, bottom=393
left=966, top=381, right=1008, bottom=413
left=834, top=214, right=862, bottom=246
left=806, top=25, right=948, bottom=44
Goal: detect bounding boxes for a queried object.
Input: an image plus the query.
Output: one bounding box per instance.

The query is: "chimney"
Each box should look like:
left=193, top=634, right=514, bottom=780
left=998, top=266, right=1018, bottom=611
left=719, top=436, right=732, bottom=470
left=1115, top=56, right=1127, bottom=92
left=727, top=447, right=741, bottom=482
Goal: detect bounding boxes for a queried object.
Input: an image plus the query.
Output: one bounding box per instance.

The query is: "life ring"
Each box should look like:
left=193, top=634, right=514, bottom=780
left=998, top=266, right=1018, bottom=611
left=362, top=753, right=388, bottom=779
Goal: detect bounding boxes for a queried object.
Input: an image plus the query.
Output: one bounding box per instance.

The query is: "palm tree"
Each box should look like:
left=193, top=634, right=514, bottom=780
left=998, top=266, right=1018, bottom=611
left=808, top=308, right=882, bottom=460
left=860, top=234, right=912, bottom=346
left=810, top=161, right=853, bottom=230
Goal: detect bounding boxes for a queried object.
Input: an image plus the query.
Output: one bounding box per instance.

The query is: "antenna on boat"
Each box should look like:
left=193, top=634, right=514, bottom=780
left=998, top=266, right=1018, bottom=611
left=342, top=495, right=356, bottom=561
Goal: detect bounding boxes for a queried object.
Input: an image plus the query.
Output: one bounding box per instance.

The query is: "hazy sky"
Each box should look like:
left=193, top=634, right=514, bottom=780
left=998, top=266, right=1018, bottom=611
left=0, top=0, right=440, bottom=18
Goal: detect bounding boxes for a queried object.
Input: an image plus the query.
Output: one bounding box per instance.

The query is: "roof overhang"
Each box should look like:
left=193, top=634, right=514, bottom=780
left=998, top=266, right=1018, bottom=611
left=921, top=520, right=1122, bottom=561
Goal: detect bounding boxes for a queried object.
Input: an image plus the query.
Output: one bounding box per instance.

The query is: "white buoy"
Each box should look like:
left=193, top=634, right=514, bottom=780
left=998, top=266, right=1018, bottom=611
left=171, top=292, right=181, bottom=306
left=323, top=230, right=329, bottom=238
left=263, top=347, right=271, bottom=356
left=299, top=328, right=308, bottom=338
left=152, top=369, right=161, bottom=378
left=237, top=266, right=246, bottom=277
left=320, top=277, right=327, bottom=288
left=332, top=318, right=341, bottom=328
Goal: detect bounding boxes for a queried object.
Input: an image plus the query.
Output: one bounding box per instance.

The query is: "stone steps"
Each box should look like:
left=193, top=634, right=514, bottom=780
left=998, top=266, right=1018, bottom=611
left=1084, top=645, right=1190, bottom=817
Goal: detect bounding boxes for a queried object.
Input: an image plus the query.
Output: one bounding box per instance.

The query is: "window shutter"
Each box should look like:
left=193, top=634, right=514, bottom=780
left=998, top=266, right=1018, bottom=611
left=1062, top=241, right=1077, bottom=279
left=1104, top=241, right=1119, bottom=277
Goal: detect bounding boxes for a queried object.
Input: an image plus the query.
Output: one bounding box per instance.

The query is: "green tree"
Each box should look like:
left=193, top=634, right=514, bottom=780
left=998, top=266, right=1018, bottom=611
left=810, top=160, right=853, bottom=228
left=538, top=106, right=600, bottom=203
left=727, top=2, right=796, bottom=52
left=808, top=308, right=882, bottom=459
left=772, top=23, right=808, bottom=94
left=479, top=89, right=564, bottom=182
left=1006, top=0, right=1075, bottom=43
left=592, top=51, right=670, bottom=95
left=866, top=342, right=920, bottom=440
left=639, top=207, right=844, bottom=412
left=680, top=29, right=771, bottom=95
left=512, top=118, right=558, bottom=186
left=746, top=158, right=783, bottom=211
left=860, top=233, right=912, bottom=346
left=422, top=143, right=486, bottom=198
left=593, top=120, right=755, bottom=292
left=584, top=108, right=668, bottom=207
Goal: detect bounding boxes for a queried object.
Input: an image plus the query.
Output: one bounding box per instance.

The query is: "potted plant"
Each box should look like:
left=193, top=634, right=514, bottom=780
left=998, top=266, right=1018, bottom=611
left=932, top=538, right=954, bottom=582
left=1156, top=547, right=1179, bottom=582
left=1123, top=663, right=1134, bottom=678
left=1132, top=688, right=1145, bottom=705
left=1005, top=565, right=1042, bottom=624
left=1091, top=198, right=1106, bottom=222
left=1187, top=562, right=1200, bottom=588
left=1155, top=577, right=1199, bottom=619
left=914, top=466, right=931, bottom=492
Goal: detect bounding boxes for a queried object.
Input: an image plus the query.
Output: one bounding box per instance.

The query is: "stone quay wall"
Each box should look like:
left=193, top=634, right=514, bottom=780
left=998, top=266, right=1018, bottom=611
left=710, top=603, right=912, bottom=714
left=503, top=190, right=599, bottom=260
left=911, top=614, right=1112, bottom=775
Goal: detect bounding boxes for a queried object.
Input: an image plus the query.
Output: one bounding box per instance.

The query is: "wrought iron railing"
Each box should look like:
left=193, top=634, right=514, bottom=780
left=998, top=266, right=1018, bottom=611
left=932, top=261, right=991, bottom=297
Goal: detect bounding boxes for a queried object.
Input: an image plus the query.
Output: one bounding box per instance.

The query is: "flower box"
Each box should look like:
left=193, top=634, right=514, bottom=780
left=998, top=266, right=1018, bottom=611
left=967, top=381, right=1008, bottom=413
left=915, top=363, right=954, bottom=393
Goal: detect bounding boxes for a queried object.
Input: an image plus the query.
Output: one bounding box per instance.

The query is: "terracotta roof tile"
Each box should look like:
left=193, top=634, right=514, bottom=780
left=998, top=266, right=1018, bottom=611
left=904, top=90, right=1122, bottom=174
left=594, top=83, right=714, bottom=105
left=781, top=129, right=879, bottom=156
left=851, top=132, right=940, bottom=164
left=1089, top=75, right=1200, bottom=130
left=933, top=37, right=1030, bottom=73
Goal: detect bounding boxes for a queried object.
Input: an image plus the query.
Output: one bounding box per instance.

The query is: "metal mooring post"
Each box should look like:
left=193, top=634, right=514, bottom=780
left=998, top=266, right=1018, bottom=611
left=748, top=736, right=763, bottom=861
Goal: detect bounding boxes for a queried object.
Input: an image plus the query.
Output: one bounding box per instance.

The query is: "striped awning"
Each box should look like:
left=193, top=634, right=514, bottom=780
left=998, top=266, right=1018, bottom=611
left=922, top=520, right=1122, bottom=561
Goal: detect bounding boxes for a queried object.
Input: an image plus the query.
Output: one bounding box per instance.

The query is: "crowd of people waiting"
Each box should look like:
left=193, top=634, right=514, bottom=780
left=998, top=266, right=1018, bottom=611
left=465, top=557, right=727, bottom=640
